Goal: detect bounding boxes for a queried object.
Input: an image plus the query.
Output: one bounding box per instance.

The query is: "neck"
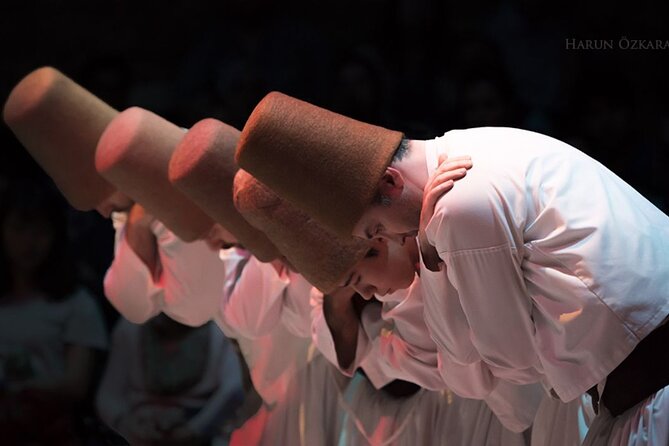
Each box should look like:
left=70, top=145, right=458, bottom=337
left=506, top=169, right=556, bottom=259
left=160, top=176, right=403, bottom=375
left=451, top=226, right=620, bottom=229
left=394, top=140, right=428, bottom=191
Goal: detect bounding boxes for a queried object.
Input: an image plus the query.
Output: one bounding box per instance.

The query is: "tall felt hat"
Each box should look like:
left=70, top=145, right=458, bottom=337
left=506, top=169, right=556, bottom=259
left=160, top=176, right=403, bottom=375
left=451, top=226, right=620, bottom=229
left=3, top=66, right=117, bottom=210
left=235, top=91, right=404, bottom=236
left=168, top=118, right=280, bottom=262
left=233, top=169, right=370, bottom=293
left=95, top=107, right=214, bottom=242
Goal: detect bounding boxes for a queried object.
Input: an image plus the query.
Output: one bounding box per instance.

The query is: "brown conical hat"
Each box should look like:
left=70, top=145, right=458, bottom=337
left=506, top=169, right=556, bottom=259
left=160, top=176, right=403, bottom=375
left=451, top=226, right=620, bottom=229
left=95, top=107, right=214, bottom=242
left=235, top=91, right=403, bottom=236
left=3, top=66, right=117, bottom=210
left=168, top=118, right=280, bottom=262
left=233, top=169, right=370, bottom=293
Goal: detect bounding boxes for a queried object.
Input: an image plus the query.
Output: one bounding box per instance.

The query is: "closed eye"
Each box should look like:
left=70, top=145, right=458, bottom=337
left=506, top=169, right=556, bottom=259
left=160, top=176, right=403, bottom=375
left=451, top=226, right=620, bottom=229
left=365, top=224, right=384, bottom=239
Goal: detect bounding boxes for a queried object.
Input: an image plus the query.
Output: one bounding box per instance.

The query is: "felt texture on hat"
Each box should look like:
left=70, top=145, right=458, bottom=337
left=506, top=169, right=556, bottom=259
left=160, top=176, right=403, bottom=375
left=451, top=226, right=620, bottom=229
left=3, top=66, right=117, bottom=210
left=236, top=91, right=404, bottom=237
left=168, top=118, right=280, bottom=262
left=233, top=169, right=370, bottom=293
left=95, top=107, right=214, bottom=242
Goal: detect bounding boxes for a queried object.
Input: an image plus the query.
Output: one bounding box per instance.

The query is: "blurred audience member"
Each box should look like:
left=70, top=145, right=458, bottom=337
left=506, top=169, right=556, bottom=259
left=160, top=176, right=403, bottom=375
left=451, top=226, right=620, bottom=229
left=97, top=314, right=244, bottom=446
left=0, top=179, right=108, bottom=445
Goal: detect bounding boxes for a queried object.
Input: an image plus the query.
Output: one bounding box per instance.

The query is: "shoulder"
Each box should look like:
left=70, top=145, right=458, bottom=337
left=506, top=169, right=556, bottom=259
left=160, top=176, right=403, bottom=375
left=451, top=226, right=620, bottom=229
left=110, top=317, right=140, bottom=342
left=426, top=167, right=523, bottom=253
left=65, top=287, right=103, bottom=312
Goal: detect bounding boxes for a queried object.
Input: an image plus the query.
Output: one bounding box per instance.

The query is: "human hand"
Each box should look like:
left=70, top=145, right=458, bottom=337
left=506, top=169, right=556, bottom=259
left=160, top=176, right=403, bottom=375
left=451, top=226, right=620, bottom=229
left=127, top=203, right=156, bottom=230
left=119, top=412, right=162, bottom=442
left=324, top=286, right=358, bottom=315
left=125, top=204, right=159, bottom=274
left=156, top=406, right=186, bottom=432
left=323, top=286, right=360, bottom=369
left=419, top=154, right=472, bottom=271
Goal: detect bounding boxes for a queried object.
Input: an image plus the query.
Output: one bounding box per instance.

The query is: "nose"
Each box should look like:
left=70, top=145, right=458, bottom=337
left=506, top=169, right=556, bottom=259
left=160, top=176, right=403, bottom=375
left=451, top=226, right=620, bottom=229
left=205, top=238, right=221, bottom=251
left=96, top=204, right=112, bottom=219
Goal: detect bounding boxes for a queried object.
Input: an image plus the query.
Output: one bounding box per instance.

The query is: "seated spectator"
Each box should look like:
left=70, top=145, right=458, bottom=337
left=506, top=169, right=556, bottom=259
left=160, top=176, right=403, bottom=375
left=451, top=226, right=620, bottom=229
left=97, top=314, right=244, bottom=446
left=0, top=179, right=108, bottom=445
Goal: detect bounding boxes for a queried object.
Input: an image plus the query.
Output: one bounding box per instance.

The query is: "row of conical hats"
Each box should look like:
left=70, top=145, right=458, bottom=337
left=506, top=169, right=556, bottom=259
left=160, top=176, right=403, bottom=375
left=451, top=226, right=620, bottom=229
left=3, top=66, right=385, bottom=293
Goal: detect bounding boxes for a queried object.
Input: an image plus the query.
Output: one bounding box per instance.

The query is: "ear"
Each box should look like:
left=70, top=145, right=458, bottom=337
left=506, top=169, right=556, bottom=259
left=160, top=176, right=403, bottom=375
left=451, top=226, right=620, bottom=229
left=378, top=167, right=404, bottom=200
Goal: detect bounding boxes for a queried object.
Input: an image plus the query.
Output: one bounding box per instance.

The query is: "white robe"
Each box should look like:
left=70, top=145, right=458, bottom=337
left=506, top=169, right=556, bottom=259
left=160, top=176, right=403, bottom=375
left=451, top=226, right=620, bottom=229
left=311, top=279, right=537, bottom=444
left=103, top=218, right=340, bottom=445
left=218, top=251, right=340, bottom=446
left=104, top=212, right=225, bottom=326
left=420, top=127, right=669, bottom=444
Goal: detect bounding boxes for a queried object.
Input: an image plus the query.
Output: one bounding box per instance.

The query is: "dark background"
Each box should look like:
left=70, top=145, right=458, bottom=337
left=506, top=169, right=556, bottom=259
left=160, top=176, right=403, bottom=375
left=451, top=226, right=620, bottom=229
left=3, top=0, right=669, bottom=198
left=0, top=0, right=668, bottom=441
left=2, top=0, right=668, bottom=349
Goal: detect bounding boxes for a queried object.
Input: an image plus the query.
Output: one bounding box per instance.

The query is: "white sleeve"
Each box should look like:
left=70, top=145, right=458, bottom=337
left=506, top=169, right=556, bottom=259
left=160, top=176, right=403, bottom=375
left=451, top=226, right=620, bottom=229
left=423, top=182, right=540, bottom=389
left=103, top=217, right=163, bottom=324
left=422, top=179, right=545, bottom=431
left=220, top=256, right=290, bottom=339
left=372, top=287, right=444, bottom=390
left=435, top=341, right=543, bottom=433
left=426, top=187, right=537, bottom=366
left=279, top=271, right=317, bottom=338
left=419, top=260, right=500, bottom=400
left=151, top=222, right=226, bottom=327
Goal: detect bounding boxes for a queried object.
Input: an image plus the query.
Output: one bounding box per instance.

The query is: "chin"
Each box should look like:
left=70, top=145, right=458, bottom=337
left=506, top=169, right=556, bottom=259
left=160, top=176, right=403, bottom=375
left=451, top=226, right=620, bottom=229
left=205, top=240, right=223, bottom=251
left=400, top=270, right=416, bottom=287
left=374, top=293, right=395, bottom=303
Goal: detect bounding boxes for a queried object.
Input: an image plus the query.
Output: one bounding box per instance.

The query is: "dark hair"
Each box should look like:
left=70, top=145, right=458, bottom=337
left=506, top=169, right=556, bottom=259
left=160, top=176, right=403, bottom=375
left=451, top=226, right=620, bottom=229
left=371, top=138, right=410, bottom=205
left=392, top=138, right=410, bottom=163
left=0, top=178, right=78, bottom=300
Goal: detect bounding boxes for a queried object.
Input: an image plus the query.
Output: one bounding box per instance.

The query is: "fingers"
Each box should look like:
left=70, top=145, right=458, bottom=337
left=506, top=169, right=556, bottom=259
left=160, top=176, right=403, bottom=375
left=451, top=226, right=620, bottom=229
left=423, top=179, right=454, bottom=216
left=433, top=167, right=469, bottom=185
left=423, top=165, right=468, bottom=216
left=427, top=179, right=454, bottom=201
left=424, top=166, right=468, bottom=194
left=420, top=154, right=472, bottom=232
left=438, top=153, right=471, bottom=164
left=434, top=158, right=473, bottom=176
left=128, top=203, right=155, bottom=227
left=427, top=157, right=472, bottom=187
